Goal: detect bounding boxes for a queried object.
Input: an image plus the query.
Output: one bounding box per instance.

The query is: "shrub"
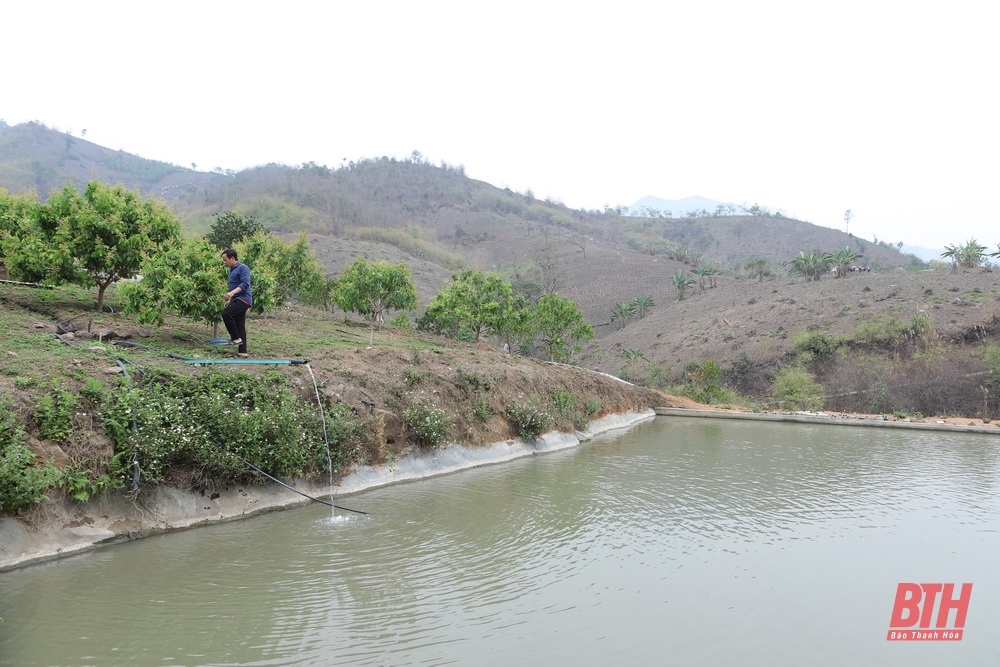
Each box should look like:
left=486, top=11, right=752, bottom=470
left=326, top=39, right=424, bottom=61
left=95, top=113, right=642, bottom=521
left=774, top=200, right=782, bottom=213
left=549, top=388, right=578, bottom=422
left=402, top=402, right=452, bottom=448
left=473, top=394, right=493, bottom=422
left=1, top=405, right=61, bottom=512
left=794, top=330, right=842, bottom=358
left=771, top=366, right=825, bottom=411
left=101, top=370, right=334, bottom=486
left=505, top=396, right=554, bottom=440
left=854, top=315, right=908, bottom=350
left=402, top=367, right=425, bottom=386
left=33, top=384, right=76, bottom=442
left=681, top=360, right=727, bottom=404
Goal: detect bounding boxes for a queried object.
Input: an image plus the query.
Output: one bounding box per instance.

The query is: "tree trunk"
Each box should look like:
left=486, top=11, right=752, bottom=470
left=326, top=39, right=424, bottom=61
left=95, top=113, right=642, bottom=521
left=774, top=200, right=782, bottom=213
left=97, top=282, right=110, bottom=312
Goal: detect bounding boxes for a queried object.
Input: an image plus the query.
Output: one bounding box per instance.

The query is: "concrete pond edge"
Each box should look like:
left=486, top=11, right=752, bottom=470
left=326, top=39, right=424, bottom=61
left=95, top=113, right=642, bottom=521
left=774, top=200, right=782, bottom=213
left=0, top=409, right=655, bottom=572
left=655, top=407, right=1000, bottom=434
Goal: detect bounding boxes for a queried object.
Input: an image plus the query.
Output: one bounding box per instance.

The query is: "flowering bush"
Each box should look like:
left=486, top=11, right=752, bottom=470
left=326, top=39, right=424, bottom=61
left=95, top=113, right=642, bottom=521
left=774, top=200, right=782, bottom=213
left=505, top=397, right=553, bottom=440
left=402, top=402, right=452, bottom=448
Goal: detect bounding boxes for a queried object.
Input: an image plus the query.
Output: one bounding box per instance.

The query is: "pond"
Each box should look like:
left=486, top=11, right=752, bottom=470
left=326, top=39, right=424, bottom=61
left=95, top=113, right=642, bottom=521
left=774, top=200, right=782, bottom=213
left=1, top=417, right=998, bottom=666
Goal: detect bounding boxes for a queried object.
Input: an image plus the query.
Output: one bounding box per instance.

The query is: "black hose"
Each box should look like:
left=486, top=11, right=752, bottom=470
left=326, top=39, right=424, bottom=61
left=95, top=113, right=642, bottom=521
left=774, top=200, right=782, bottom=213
left=241, top=460, right=369, bottom=515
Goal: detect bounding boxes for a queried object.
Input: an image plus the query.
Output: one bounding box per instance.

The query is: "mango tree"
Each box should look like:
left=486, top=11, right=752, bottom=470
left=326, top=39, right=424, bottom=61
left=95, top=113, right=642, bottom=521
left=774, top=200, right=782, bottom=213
left=531, top=292, right=594, bottom=362
left=334, top=259, right=417, bottom=343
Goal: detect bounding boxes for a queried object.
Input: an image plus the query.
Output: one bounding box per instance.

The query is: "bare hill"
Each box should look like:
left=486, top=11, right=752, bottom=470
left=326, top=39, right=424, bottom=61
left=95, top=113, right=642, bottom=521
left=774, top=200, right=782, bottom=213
left=7, top=120, right=999, bottom=419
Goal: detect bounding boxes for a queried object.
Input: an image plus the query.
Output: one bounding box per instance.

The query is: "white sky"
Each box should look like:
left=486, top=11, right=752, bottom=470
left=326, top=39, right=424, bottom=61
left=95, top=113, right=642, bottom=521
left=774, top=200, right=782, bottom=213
left=3, top=1, right=997, bottom=250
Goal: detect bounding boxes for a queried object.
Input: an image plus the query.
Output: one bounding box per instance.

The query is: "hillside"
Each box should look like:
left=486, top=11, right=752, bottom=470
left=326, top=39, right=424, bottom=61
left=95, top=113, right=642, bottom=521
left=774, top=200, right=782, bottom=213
left=4, top=120, right=999, bottom=422
left=0, top=121, right=223, bottom=198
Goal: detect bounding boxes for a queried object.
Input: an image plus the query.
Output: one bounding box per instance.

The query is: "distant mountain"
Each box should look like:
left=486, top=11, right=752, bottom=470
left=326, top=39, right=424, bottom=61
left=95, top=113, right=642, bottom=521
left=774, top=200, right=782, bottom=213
left=0, top=120, right=222, bottom=199
left=901, top=244, right=944, bottom=262
left=629, top=195, right=728, bottom=218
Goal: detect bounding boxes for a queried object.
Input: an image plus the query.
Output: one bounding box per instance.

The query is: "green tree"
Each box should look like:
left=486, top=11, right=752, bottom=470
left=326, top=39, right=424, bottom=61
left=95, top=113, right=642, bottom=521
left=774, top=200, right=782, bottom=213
left=207, top=210, right=264, bottom=249
left=631, top=295, right=654, bottom=319
left=419, top=268, right=522, bottom=343
left=0, top=188, right=81, bottom=286
left=83, top=182, right=182, bottom=310
left=620, top=348, right=647, bottom=380
left=957, top=238, right=987, bottom=268
left=531, top=292, right=594, bottom=362
left=672, top=270, right=696, bottom=301
left=44, top=182, right=182, bottom=311
left=610, top=301, right=636, bottom=330
left=334, top=259, right=417, bottom=343
left=238, top=232, right=331, bottom=310
left=832, top=247, right=863, bottom=278
left=791, top=250, right=833, bottom=282
left=119, top=238, right=228, bottom=333
left=0, top=190, right=37, bottom=279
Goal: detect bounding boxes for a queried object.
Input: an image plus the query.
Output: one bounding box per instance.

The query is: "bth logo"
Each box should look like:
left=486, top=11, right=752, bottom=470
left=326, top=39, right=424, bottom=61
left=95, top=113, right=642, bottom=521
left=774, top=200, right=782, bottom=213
left=887, top=583, right=972, bottom=641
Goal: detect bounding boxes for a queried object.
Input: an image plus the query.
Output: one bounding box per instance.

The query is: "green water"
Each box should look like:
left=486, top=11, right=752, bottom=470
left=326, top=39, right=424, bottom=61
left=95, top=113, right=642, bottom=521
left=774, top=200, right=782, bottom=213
left=1, top=418, right=998, bottom=665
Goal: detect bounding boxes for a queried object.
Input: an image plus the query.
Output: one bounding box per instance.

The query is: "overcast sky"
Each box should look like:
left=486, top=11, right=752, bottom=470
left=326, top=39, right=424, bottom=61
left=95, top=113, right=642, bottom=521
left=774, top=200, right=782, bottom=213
left=3, top=1, right=997, bottom=251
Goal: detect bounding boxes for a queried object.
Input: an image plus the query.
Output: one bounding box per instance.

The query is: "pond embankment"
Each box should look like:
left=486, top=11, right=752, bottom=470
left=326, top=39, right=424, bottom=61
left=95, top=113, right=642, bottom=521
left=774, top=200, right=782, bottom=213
left=0, top=410, right=654, bottom=572
left=655, top=407, right=1000, bottom=433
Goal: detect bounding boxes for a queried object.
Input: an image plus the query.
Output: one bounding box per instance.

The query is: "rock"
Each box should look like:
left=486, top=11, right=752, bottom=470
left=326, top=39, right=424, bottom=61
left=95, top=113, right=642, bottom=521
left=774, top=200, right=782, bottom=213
left=88, top=346, right=106, bottom=352
left=60, top=332, right=75, bottom=341
left=26, top=438, right=71, bottom=468
left=7, top=351, right=17, bottom=358
left=102, top=366, right=124, bottom=374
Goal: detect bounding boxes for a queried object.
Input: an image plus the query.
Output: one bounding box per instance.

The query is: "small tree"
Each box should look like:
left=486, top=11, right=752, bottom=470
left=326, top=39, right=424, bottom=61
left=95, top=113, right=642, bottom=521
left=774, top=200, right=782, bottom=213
left=238, top=232, right=331, bottom=310
left=631, top=295, right=654, bottom=319
left=941, top=244, right=960, bottom=274
left=531, top=293, right=594, bottom=362
left=334, top=259, right=417, bottom=343
left=672, top=270, right=696, bottom=301
left=958, top=238, right=987, bottom=269
left=692, top=265, right=714, bottom=292
left=610, top=302, right=636, bottom=330
left=791, top=251, right=833, bottom=282
left=119, top=238, right=227, bottom=333
left=832, top=247, right=863, bottom=278
left=207, top=210, right=264, bottom=249
left=419, top=268, right=521, bottom=342
left=620, top=348, right=647, bottom=380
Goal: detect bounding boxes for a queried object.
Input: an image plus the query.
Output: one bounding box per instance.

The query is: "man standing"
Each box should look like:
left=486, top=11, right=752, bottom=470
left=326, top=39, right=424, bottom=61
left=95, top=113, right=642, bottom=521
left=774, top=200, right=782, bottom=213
left=221, top=248, right=252, bottom=357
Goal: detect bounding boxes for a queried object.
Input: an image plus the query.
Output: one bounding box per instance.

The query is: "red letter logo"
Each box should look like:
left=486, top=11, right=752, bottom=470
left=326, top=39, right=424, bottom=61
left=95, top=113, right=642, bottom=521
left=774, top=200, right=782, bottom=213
left=888, top=582, right=972, bottom=641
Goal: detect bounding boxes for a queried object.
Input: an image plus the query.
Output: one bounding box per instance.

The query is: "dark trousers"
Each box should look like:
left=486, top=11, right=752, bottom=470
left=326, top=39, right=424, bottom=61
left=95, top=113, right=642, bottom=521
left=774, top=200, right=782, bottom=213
left=221, top=299, right=250, bottom=353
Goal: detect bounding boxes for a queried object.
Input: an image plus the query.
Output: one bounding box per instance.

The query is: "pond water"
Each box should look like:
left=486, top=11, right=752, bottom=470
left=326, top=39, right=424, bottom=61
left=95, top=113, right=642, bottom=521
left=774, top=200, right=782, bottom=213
left=1, top=417, right=998, bottom=666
